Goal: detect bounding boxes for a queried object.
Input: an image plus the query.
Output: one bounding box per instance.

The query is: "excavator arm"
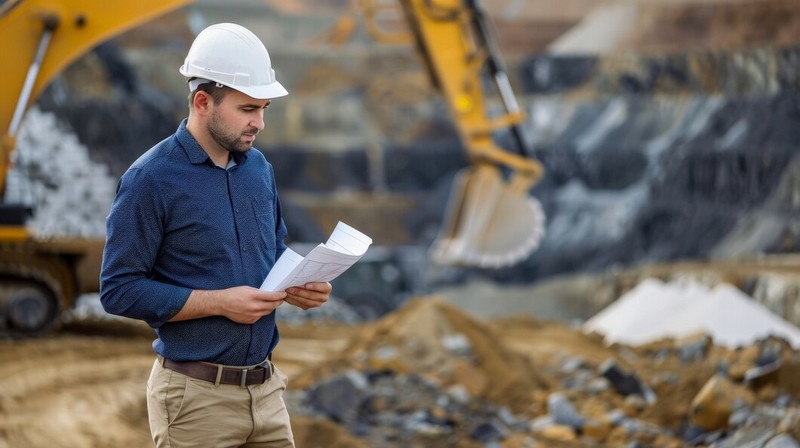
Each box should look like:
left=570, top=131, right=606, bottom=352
left=0, top=0, right=193, bottom=202
left=358, top=0, right=546, bottom=267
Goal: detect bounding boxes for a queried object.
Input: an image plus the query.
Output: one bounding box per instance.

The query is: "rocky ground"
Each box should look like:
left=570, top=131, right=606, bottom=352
left=1, top=284, right=799, bottom=448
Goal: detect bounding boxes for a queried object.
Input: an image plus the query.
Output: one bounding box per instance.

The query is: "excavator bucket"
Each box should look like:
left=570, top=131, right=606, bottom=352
left=430, top=164, right=545, bottom=268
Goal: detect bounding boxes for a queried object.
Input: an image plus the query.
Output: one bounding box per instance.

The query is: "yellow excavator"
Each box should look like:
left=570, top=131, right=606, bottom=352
left=0, top=0, right=544, bottom=335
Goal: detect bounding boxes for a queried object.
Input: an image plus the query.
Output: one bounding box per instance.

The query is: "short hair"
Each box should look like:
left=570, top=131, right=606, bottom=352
left=188, top=80, right=230, bottom=109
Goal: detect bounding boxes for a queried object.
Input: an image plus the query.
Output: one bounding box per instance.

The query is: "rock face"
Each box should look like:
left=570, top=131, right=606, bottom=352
left=501, top=46, right=800, bottom=283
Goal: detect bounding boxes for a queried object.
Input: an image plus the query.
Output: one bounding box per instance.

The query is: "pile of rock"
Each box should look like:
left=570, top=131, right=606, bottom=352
left=284, top=296, right=800, bottom=447
left=5, top=107, right=116, bottom=238
left=276, top=296, right=363, bottom=326
left=584, top=279, right=800, bottom=349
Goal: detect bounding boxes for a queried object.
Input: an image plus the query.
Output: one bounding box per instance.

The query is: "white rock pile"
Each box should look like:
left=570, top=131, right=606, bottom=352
left=5, top=107, right=116, bottom=238
left=583, top=278, right=800, bottom=349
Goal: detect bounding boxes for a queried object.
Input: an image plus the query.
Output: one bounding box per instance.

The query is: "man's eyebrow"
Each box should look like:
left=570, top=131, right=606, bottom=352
left=241, top=101, right=271, bottom=108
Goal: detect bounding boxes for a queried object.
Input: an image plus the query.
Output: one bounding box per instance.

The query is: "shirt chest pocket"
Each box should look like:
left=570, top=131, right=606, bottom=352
left=252, top=198, right=276, bottom=253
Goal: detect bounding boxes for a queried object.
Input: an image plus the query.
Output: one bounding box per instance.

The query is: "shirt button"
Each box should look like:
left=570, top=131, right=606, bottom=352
left=242, top=246, right=247, bottom=252
left=235, top=208, right=240, bottom=213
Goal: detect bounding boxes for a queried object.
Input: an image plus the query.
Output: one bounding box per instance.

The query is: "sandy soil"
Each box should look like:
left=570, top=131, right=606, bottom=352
left=0, top=324, right=155, bottom=448
left=0, top=319, right=362, bottom=448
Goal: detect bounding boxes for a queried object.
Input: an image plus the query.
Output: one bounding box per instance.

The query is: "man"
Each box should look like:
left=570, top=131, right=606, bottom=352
left=100, top=23, right=331, bottom=447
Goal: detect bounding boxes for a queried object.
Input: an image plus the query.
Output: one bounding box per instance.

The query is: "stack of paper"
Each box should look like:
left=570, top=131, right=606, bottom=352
left=260, top=221, right=373, bottom=292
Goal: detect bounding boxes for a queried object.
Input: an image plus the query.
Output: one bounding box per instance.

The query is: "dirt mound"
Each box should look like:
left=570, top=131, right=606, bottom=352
left=296, top=296, right=548, bottom=412
left=584, top=278, right=800, bottom=348
left=0, top=334, right=154, bottom=448
left=291, top=415, right=369, bottom=448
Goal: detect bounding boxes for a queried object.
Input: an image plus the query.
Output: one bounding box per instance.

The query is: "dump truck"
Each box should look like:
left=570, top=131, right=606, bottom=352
left=0, top=0, right=544, bottom=335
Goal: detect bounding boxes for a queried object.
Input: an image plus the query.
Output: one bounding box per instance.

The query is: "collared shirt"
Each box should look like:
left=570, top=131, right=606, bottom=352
left=100, top=119, right=288, bottom=365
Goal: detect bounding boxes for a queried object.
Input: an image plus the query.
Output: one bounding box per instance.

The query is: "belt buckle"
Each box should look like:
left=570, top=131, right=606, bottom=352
left=240, top=368, right=249, bottom=388
left=262, top=358, right=274, bottom=380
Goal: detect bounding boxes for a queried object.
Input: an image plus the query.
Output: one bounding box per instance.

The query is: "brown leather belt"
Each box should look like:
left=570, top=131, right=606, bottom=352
left=161, top=357, right=272, bottom=387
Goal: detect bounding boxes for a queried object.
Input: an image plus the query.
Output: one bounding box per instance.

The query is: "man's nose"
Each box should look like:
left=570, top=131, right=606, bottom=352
left=252, top=110, right=265, bottom=130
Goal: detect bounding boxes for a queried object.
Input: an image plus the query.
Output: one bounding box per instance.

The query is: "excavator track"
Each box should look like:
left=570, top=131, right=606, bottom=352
left=0, top=276, right=59, bottom=335
left=0, top=243, right=75, bottom=337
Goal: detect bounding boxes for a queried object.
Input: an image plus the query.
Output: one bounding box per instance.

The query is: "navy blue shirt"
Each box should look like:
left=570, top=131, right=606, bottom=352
left=100, top=119, right=288, bottom=365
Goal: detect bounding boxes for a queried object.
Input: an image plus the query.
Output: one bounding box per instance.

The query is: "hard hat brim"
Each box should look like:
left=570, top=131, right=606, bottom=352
left=238, top=81, right=289, bottom=100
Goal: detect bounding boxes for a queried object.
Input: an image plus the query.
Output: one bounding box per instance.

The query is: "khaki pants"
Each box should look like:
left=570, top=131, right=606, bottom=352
left=146, top=358, right=294, bottom=448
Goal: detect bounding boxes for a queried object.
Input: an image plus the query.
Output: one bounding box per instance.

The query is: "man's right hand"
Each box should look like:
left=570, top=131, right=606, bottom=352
left=170, top=286, right=286, bottom=324
left=217, top=286, right=287, bottom=324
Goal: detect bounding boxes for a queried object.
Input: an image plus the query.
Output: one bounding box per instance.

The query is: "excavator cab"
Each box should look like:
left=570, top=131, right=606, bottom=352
left=358, top=0, right=546, bottom=268
left=0, top=0, right=194, bottom=335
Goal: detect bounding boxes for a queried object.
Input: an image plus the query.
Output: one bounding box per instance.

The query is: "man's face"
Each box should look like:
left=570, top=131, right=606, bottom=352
left=206, top=89, right=271, bottom=153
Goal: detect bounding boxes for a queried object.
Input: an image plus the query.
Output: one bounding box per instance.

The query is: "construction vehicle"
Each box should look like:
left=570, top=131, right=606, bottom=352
left=0, top=0, right=544, bottom=335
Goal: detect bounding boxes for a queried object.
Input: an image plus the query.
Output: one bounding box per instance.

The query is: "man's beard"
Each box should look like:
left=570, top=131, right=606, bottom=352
left=207, top=110, right=258, bottom=153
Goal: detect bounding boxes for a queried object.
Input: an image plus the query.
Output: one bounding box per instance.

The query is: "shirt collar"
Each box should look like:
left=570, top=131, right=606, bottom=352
left=176, top=119, right=248, bottom=167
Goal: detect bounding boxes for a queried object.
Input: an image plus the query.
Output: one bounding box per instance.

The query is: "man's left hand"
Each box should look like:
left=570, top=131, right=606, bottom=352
left=285, top=282, right=332, bottom=310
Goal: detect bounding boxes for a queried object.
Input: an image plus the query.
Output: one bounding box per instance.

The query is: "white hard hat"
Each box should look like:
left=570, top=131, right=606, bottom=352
left=179, top=23, right=288, bottom=99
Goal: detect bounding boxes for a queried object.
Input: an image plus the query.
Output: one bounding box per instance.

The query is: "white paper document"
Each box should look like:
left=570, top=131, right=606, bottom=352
left=260, top=221, right=373, bottom=292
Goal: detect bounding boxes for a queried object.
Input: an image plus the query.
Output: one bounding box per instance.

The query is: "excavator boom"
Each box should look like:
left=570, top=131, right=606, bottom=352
left=0, top=0, right=193, bottom=198
left=361, top=0, right=546, bottom=267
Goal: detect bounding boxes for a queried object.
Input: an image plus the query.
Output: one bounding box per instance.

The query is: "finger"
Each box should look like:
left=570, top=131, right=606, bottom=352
left=259, top=291, right=287, bottom=301
left=290, top=289, right=327, bottom=304
left=286, top=287, right=311, bottom=297
left=252, top=299, right=281, bottom=314
left=303, top=282, right=332, bottom=293
left=285, top=296, right=313, bottom=310
left=286, top=291, right=314, bottom=304
left=286, top=287, right=329, bottom=301
left=287, top=290, right=327, bottom=305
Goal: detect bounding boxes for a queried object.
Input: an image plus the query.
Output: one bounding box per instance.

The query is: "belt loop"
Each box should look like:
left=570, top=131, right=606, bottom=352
left=240, top=368, right=248, bottom=388
left=159, top=355, right=166, bottom=367
left=214, top=364, right=223, bottom=387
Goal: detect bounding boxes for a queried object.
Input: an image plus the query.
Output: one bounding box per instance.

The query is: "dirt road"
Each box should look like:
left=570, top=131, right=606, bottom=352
left=0, top=319, right=357, bottom=448
left=0, top=323, right=154, bottom=448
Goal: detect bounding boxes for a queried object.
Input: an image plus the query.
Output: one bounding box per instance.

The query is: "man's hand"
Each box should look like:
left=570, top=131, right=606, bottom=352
left=285, top=282, right=331, bottom=310
left=219, top=286, right=287, bottom=324
left=173, top=286, right=286, bottom=324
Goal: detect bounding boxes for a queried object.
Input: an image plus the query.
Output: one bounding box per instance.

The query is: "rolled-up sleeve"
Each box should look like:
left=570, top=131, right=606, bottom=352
left=100, top=167, right=191, bottom=327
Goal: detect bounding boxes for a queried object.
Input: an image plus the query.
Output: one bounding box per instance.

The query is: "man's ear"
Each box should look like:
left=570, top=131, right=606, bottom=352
left=193, top=91, right=213, bottom=115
